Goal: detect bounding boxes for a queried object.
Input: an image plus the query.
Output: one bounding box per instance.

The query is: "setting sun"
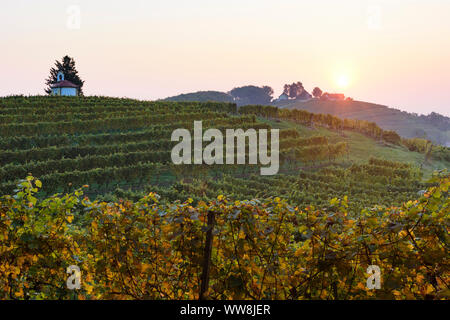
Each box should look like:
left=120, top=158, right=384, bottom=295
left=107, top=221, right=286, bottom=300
left=336, top=75, right=350, bottom=88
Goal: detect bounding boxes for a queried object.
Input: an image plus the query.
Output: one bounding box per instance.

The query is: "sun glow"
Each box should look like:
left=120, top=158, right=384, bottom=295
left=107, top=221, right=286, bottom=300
left=336, top=74, right=350, bottom=88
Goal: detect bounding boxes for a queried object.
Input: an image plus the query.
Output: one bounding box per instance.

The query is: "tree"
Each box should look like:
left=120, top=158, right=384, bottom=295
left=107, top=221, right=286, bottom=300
left=312, top=87, right=323, bottom=98
left=262, top=86, right=274, bottom=99
left=45, top=55, right=85, bottom=95
left=282, top=82, right=312, bottom=100
left=229, top=85, right=274, bottom=106
left=283, top=84, right=291, bottom=97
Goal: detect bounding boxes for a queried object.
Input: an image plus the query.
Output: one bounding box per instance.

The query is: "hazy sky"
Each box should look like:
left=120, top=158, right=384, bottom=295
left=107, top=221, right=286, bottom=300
left=1, top=0, right=449, bottom=116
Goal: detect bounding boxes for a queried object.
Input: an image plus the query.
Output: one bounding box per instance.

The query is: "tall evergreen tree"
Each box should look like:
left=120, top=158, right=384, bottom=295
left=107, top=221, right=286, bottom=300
left=45, top=55, right=84, bottom=95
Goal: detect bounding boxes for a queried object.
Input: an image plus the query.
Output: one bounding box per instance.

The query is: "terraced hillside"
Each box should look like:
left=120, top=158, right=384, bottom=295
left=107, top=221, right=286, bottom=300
left=0, top=96, right=448, bottom=212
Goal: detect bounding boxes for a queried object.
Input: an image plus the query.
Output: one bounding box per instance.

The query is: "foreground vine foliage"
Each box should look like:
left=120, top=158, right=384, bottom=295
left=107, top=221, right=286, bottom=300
left=0, top=174, right=448, bottom=300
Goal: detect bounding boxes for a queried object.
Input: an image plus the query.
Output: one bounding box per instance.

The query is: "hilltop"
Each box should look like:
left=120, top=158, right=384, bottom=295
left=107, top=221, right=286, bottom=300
left=163, top=91, right=450, bottom=146
left=163, top=90, right=234, bottom=103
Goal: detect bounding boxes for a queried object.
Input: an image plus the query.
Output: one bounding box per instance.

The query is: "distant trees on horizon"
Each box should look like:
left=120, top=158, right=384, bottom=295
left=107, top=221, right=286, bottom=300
left=312, top=87, right=323, bottom=98
left=229, top=85, right=274, bottom=106
left=282, top=81, right=312, bottom=100
left=166, top=80, right=351, bottom=107
left=228, top=81, right=323, bottom=106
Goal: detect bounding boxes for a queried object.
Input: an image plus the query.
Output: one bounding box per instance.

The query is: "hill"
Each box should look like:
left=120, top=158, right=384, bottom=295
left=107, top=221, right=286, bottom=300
left=163, top=91, right=234, bottom=103
left=0, top=96, right=448, bottom=212
left=275, top=98, right=450, bottom=147
left=163, top=90, right=450, bottom=146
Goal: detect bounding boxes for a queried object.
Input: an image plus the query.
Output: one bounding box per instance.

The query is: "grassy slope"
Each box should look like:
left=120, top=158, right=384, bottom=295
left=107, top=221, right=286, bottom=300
left=274, top=99, right=450, bottom=146
left=259, top=117, right=450, bottom=179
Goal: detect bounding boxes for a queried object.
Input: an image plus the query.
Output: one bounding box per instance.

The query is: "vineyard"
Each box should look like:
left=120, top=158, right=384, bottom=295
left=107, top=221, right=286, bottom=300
left=1, top=96, right=446, bottom=210
left=0, top=174, right=448, bottom=299
left=0, top=96, right=449, bottom=300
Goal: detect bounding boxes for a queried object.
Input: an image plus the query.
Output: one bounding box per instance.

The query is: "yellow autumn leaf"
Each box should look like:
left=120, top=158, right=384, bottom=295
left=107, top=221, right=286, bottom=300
left=424, top=284, right=434, bottom=295
left=356, top=282, right=366, bottom=290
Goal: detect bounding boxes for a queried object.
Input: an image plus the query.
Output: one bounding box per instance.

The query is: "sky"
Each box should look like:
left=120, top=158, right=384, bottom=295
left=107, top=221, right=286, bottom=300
left=1, top=0, right=449, bottom=116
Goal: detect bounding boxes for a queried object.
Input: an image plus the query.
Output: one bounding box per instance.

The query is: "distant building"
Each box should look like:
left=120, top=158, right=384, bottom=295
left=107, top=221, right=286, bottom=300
left=322, top=93, right=345, bottom=101
left=51, top=72, right=79, bottom=96
left=273, top=93, right=289, bottom=103
left=278, top=93, right=289, bottom=100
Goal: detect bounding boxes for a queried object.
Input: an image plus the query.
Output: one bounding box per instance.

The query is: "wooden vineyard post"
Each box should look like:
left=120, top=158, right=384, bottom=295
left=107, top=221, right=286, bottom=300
left=199, top=210, right=215, bottom=300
